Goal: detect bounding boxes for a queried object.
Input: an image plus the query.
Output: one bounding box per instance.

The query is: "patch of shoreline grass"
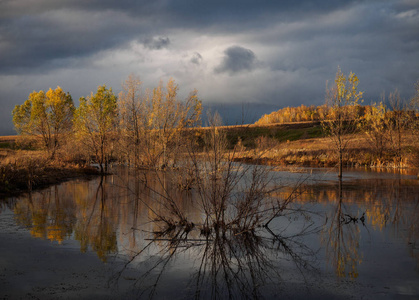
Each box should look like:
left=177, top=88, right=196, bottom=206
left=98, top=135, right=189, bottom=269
left=0, top=153, right=100, bottom=199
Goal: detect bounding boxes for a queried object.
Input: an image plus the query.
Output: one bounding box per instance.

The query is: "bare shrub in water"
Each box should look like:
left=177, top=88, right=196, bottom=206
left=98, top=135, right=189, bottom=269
left=135, top=111, right=305, bottom=237
left=108, top=112, right=317, bottom=298
left=118, top=75, right=202, bottom=170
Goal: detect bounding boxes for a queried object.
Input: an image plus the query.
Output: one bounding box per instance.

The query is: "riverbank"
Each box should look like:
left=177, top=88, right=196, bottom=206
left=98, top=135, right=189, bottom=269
left=0, top=148, right=100, bottom=199
left=231, top=133, right=418, bottom=173
left=1, top=166, right=418, bottom=299
left=1, top=125, right=418, bottom=200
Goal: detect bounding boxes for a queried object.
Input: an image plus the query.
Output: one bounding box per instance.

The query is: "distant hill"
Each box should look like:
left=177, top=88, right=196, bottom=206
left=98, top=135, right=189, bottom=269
left=255, top=104, right=329, bottom=125
left=254, top=104, right=377, bottom=125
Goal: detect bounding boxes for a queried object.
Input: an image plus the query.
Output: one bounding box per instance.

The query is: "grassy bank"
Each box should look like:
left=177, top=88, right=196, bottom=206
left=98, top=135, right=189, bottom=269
left=231, top=131, right=418, bottom=171
left=1, top=120, right=418, bottom=199
left=194, top=122, right=418, bottom=172
left=224, top=121, right=323, bottom=149
left=0, top=144, right=100, bottom=199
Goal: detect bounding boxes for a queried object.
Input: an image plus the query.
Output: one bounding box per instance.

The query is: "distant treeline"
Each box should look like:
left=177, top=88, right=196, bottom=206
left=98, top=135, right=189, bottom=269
left=7, top=68, right=419, bottom=176
left=256, top=104, right=329, bottom=124
left=255, top=104, right=418, bottom=125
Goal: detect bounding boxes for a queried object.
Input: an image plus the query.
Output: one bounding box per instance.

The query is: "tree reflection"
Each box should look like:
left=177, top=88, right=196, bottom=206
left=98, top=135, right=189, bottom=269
left=73, top=176, right=117, bottom=262
left=13, top=185, right=76, bottom=243
left=11, top=176, right=118, bottom=262
left=111, top=217, right=319, bottom=299
left=4, top=166, right=419, bottom=297
left=321, top=180, right=362, bottom=279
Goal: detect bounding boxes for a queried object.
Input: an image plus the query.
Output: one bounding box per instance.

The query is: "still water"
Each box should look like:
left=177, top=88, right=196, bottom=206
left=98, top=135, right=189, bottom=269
left=0, top=166, right=418, bottom=299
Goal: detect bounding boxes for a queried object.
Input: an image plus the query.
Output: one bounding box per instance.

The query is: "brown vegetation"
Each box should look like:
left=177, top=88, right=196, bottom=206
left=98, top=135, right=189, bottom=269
left=1, top=116, right=418, bottom=198
left=250, top=70, right=419, bottom=177
left=232, top=131, right=417, bottom=170
left=2, top=72, right=419, bottom=300
left=0, top=150, right=99, bottom=198
left=2, top=72, right=419, bottom=200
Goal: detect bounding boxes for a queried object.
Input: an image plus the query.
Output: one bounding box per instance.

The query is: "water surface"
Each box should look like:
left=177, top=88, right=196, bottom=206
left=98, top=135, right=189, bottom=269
left=0, top=166, right=418, bottom=299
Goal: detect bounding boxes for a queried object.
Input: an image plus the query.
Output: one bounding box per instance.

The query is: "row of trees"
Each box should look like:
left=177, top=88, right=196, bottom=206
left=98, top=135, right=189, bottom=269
left=323, top=68, right=419, bottom=177
left=11, top=69, right=419, bottom=178
left=256, top=67, right=419, bottom=178
left=361, top=91, right=416, bottom=161
left=12, top=75, right=202, bottom=173
left=256, top=104, right=331, bottom=124
left=255, top=103, right=369, bottom=125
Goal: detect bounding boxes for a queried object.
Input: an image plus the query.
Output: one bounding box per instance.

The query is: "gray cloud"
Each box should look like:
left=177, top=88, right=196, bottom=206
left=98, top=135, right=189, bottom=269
left=190, top=52, right=203, bottom=65
left=0, top=0, right=359, bottom=76
left=143, top=36, right=171, bottom=50
left=0, top=8, right=146, bottom=75
left=215, top=46, right=259, bottom=75
left=0, top=0, right=419, bottom=133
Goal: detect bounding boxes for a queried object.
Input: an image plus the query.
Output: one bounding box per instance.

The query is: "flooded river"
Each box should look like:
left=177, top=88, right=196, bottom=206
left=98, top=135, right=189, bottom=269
left=0, top=166, right=418, bottom=299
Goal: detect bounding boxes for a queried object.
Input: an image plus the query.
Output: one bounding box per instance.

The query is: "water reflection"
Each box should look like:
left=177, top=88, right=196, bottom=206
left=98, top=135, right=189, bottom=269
left=13, top=186, right=76, bottom=243
left=321, top=181, right=362, bottom=279
left=74, top=176, right=118, bottom=262
left=288, top=178, right=419, bottom=275
left=3, top=167, right=419, bottom=298
left=111, top=218, right=318, bottom=299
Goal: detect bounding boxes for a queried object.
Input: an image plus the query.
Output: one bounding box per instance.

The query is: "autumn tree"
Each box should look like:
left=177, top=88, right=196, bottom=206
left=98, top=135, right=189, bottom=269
left=74, top=85, right=118, bottom=173
left=142, top=79, right=202, bottom=169
left=410, top=80, right=419, bottom=177
left=255, top=104, right=332, bottom=125
left=387, top=90, right=409, bottom=165
left=118, top=74, right=145, bottom=168
left=12, top=86, right=74, bottom=158
left=322, top=67, right=363, bottom=178
left=360, top=100, right=388, bottom=160
left=118, top=76, right=202, bottom=169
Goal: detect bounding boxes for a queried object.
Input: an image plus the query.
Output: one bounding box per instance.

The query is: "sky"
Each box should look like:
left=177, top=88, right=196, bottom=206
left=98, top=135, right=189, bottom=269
left=1, top=0, right=419, bottom=134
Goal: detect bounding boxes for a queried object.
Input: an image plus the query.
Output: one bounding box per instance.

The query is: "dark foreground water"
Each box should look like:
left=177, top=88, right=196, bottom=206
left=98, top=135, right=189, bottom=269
left=0, top=166, right=418, bottom=299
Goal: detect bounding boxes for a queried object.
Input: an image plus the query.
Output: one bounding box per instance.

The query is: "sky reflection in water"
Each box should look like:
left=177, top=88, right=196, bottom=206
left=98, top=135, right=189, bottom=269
left=2, top=166, right=419, bottom=299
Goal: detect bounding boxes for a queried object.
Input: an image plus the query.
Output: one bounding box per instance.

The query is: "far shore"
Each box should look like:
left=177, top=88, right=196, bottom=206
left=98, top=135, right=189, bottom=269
left=1, top=120, right=418, bottom=200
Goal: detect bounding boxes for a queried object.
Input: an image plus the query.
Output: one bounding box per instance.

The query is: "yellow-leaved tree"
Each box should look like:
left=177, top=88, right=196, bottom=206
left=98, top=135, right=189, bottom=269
left=12, top=86, right=74, bottom=158
left=74, top=85, right=118, bottom=173
left=147, top=79, right=202, bottom=168
left=118, top=74, right=144, bottom=168
left=322, top=67, right=363, bottom=178
left=360, top=100, right=388, bottom=160
left=119, top=76, right=202, bottom=169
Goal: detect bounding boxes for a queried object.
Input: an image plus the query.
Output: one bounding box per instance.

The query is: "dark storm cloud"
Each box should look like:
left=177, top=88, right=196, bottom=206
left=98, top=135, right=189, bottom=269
left=163, top=0, right=358, bottom=26
left=0, top=0, right=417, bottom=83
left=143, top=37, right=170, bottom=50
left=1, top=0, right=356, bottom=22
left=190, top=52, right=203, bottom=65
left=0, top=0, right=419, bottom=133
left=0, top=0, right=163, bottom=17
left=215, top=46, right=259, bottom=75
left=0, top=0, right=169, bottom=75
left=0, top=0, right=361, bottom=75
left=0, top=10, right=141, bottom=74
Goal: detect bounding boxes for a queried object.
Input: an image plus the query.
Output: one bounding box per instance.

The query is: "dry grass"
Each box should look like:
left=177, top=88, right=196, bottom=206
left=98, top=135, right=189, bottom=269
left=1, top=123, right=417, bottom=199
left=0, top=135, right=18, bottom=142
left=199, top=120, right=320, bottom=130
left=0, top=148, right=99, bottom=199
left=233, top=132, right=418, bottom=170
